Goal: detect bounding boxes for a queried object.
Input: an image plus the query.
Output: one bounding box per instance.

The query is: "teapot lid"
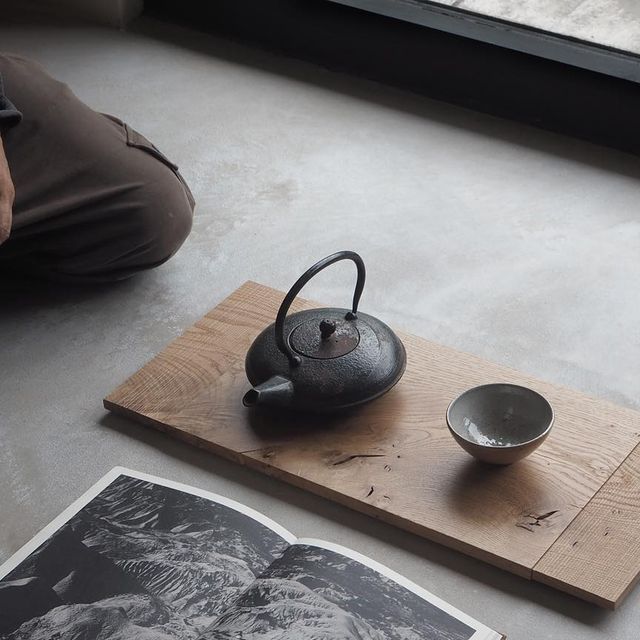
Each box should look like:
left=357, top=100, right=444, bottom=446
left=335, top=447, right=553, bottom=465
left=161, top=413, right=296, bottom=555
left=290, top=317, right=360, bottom=359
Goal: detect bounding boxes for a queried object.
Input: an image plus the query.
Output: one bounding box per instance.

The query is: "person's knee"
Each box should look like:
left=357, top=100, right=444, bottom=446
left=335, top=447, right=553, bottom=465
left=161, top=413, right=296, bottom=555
left=130, top=172, right=195, bottom=267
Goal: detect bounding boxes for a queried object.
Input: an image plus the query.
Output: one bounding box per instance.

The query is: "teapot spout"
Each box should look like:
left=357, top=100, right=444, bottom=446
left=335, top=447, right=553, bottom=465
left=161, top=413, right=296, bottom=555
left=243, top=375, right=295, bottom=408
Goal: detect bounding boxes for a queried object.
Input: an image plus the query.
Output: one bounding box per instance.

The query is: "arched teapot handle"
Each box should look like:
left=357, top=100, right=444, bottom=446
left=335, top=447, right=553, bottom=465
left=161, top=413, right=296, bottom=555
left=274, top=251, right=366, bottom=366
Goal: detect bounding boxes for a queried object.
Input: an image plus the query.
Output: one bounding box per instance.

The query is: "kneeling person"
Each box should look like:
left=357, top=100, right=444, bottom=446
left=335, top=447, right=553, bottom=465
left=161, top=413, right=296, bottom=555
left=0, top=54, right=195, bottom=282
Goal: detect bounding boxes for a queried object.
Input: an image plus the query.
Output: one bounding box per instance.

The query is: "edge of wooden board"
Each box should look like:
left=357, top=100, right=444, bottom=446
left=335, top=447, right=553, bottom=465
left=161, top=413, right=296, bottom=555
left=533, top=439, right=640, bottom=609
left=103, top=280, right=265, bottom=409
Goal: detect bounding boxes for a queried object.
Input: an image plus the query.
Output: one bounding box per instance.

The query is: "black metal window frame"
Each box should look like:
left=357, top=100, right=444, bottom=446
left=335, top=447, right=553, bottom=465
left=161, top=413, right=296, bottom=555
left=328, top=0, right=640, bottom=83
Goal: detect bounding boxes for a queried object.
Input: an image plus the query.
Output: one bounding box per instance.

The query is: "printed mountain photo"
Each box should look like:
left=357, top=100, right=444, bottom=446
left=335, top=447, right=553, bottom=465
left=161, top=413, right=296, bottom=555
left=0, top=475, right=290, bottom=640
left=202, top=544, right=475, bottom=640
left=0, top=470, right=500, bottom=640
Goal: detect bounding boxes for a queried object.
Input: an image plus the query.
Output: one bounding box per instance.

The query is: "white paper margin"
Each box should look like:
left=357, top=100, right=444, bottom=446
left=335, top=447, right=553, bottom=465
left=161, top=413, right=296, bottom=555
left=0, top=466, right=296, bottom=580
left=296, top=538, right=501, bottom=640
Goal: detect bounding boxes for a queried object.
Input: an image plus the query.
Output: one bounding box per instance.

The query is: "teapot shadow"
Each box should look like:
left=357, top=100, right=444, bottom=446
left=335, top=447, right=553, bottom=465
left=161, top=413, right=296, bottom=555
left=244, top=384, right=406, bottom=444
left=245, top=402, right=366, bottom=440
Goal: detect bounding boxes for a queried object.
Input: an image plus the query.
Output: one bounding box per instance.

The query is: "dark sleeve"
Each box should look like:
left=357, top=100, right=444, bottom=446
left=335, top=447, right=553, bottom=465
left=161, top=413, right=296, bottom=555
left=0, top=73, right=22, bottom=132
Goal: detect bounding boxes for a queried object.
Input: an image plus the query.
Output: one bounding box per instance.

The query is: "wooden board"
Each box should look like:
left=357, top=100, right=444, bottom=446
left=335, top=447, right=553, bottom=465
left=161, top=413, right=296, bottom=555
left=105, top=281, right=640, bottom=608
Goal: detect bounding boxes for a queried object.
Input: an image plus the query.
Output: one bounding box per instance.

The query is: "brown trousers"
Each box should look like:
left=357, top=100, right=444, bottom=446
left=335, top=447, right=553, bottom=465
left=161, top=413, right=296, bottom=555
left=0, top=54, right=195, bottom=282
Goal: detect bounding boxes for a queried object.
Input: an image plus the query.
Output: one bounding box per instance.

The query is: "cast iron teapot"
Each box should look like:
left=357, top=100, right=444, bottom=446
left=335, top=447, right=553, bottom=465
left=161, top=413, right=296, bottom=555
left=243, top=251, right=406, bottom=412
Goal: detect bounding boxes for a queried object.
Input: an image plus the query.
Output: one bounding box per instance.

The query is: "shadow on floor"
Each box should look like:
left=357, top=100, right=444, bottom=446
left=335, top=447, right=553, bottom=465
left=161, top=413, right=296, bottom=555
left=0, top=273, right=137, bottom=310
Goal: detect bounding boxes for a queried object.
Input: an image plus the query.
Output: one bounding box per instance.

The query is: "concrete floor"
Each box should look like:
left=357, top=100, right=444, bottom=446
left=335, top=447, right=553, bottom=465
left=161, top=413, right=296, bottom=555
left=1, top=15, right=640, bottom=640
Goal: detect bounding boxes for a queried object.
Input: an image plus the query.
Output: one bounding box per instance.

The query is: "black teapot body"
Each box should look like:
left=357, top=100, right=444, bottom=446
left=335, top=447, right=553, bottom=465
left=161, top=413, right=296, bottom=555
left=243, top=251, right=406, bottom=413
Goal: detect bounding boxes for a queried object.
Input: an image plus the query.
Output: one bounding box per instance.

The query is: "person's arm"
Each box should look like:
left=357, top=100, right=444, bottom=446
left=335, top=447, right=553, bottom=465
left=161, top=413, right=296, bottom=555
left=0, top=73, right=20, bottom=245
left=0, top=134, right=14, bottom=244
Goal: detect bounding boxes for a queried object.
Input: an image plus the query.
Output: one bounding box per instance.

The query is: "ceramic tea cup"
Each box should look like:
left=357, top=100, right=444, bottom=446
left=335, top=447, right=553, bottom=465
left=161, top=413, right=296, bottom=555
left=446, top=383, right=554, bottom=465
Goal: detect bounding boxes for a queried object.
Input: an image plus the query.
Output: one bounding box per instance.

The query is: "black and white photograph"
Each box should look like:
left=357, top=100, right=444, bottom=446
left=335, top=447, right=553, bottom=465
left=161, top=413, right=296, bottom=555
left=0, top=469, right=499, bottom=640
left=0, top=470, right=293, bottom=640
left=202, top=542, right=482, bottom=640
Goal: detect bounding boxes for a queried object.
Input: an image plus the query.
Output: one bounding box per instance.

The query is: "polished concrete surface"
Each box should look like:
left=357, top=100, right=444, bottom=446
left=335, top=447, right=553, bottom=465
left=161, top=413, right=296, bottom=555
left=1, top=16, right=640, bottom=639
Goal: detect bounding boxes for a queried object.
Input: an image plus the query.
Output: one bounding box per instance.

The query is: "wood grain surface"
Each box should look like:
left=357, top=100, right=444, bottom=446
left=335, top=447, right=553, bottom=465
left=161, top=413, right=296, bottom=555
left=105, top=281, right=640, bottom=606
left=533, top=441, right=640, bottom=608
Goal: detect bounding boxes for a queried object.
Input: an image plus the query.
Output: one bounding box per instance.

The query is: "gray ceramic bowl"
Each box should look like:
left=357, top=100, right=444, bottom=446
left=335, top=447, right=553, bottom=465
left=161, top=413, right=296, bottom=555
left=446, top=383, right=554, bottom=465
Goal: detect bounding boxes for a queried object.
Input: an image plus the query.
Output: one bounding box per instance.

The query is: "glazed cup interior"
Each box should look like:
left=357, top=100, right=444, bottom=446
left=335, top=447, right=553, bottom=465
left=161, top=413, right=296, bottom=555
left=447, top=383, right=554, bottom=449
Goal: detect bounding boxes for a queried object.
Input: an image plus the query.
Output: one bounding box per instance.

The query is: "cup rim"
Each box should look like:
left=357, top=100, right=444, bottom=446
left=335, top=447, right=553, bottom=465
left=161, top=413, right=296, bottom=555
left=446, top=382, right=555, bottom=450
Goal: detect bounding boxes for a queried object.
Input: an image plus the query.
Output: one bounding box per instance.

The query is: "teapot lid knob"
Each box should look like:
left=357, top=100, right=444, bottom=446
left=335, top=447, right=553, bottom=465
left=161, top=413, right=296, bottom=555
left=319, top=319, right=337, bottom=340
